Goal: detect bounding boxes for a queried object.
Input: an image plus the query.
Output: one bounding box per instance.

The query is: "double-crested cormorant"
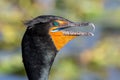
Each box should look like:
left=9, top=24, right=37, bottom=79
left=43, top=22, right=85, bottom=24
left=21, top=15, right=95, bottom=80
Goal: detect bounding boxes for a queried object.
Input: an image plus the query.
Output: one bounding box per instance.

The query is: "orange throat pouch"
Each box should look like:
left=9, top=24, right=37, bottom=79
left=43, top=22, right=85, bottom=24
left=49, top=32, right=76, bottom=50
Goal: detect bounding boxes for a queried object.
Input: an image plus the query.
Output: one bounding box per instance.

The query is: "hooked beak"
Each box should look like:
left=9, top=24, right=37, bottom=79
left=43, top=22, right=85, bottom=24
left=51, top=22, right=95, bottom=36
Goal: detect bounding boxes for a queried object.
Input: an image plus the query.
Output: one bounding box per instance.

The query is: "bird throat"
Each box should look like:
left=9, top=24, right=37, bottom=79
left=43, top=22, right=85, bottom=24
left=49, top=32, right=76, bottom=50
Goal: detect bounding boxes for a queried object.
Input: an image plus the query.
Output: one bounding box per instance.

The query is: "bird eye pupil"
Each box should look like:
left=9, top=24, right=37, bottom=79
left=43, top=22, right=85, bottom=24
left=53, top=21, right=59, bottom=26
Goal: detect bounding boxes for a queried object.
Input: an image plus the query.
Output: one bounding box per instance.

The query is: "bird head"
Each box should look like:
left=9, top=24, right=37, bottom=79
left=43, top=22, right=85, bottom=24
left=24, top=15, right=95, bottom=50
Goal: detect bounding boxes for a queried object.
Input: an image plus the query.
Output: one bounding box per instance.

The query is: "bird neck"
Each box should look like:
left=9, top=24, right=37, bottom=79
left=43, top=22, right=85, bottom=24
left=22, top=30, right=57, bottom=80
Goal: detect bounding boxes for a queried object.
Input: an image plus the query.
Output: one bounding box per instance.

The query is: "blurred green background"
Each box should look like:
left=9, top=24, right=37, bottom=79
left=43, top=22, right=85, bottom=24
left=0, top=0, right=120, bottom=80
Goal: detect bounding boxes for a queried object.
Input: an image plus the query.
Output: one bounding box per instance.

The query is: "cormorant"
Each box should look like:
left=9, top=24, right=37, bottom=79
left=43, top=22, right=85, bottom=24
left=21, top=15, right=95, bottom=80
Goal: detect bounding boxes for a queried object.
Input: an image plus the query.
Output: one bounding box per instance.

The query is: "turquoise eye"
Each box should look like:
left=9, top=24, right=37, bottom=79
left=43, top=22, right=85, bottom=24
left=53, top=21, right=59, bottom=26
